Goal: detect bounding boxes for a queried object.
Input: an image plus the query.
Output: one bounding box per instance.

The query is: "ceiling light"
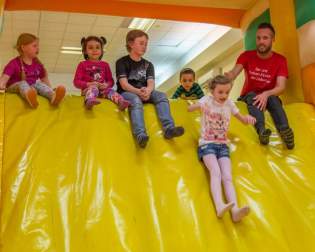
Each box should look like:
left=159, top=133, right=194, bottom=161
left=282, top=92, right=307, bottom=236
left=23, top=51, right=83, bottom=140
left=128, top=18, right=155, bottom=32
left=60, top=46, right=106, bottom=55
left=61, top=46, right=81, bottom=51
left=61, top=50, right=82, bottom=55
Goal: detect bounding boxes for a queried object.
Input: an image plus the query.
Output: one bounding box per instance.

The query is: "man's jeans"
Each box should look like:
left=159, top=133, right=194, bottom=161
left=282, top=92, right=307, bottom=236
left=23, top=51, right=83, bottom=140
left=239, top=92, right=290, bottom=133
left=121, top=90, right=175, bottom=137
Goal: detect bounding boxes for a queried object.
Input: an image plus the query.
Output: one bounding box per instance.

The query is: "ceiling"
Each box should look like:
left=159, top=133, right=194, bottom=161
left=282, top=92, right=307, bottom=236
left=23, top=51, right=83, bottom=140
left=4, top=0, right=255, bottom=27
left=0, top=11, right=227, bottom=86
left=119, top=0, right=256, bottom=9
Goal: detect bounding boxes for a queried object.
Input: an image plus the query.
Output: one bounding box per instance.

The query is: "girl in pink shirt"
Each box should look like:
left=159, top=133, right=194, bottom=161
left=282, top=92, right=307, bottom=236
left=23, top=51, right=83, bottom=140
left=73, top=36, right=129, bottom=110
left=0, top=33, right=66, bottom=108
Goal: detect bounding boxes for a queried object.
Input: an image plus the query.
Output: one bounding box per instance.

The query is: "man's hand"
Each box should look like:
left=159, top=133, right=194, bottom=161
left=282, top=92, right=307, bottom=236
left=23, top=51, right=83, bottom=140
left=253, top=92, right=269, bottom=111
left=224, top=71, right=234, bottom=81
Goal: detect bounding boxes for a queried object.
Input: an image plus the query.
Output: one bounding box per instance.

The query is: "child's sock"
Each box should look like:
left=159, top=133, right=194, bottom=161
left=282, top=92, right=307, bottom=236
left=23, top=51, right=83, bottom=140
left=231, top=206, right=250, bottom=222
left=105, top=89, right=130, bottom=111
left=51, top=85, right=66, bottom=106
left=85, top=98, right=101, bottom=109
left=203, top=155, right=231, bottom=218
left=218, top=157, right=249, bottom=221
left=118, top=98, right=130, bottom=111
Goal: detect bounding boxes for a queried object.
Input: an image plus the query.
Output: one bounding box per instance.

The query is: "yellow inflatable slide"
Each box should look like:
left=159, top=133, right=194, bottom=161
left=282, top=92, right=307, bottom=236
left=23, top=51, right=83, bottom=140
left=1, top=94, right=315, bottom=251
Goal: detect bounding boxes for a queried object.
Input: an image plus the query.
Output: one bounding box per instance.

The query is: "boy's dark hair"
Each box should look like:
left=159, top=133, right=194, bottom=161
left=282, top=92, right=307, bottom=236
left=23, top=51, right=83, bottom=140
left=208, top=75, right=231, bottom=90
left=257, top=22, right=275, bottom=36
left=179, top=68, right=195, bottom=80
left=126, top=29, right=149, bottom=52
left=81, top=36, right=107, bottom=60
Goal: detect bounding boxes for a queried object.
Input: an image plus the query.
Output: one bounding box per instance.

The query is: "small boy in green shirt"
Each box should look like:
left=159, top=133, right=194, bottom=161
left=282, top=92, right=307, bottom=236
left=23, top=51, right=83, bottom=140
left=171, top=68, right=204, bottom=100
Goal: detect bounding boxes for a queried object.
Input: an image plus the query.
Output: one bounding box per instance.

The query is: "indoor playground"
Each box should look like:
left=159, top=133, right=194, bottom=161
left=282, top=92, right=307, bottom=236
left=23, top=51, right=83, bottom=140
left=0, top=0, right=315, bottom=251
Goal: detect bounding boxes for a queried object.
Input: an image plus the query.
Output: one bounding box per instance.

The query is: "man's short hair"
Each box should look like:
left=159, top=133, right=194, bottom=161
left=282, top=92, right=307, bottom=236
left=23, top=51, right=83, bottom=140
left=257, top=22, right=275, bottom=36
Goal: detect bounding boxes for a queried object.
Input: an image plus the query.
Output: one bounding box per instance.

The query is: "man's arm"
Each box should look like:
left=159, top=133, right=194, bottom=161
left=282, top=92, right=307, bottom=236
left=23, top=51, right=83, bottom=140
left=225, top=64, right=244, bottom=81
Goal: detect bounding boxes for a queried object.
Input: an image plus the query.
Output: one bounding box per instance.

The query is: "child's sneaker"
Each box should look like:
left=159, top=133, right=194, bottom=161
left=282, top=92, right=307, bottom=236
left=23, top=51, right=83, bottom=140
left=164, top=126, right=185, bottom=139
left=258, top=128, right=272, bottom=145
left=118, top=99, right=130, bottom=111
left=85, top=98, right=101, bottom=109
left=280, top=127, right=294, bottom=149
left=25, top=88, right=38, bottom=108
left=51, top=85, right=66, bottom=106
left=136, top=134, right=149, bottom=148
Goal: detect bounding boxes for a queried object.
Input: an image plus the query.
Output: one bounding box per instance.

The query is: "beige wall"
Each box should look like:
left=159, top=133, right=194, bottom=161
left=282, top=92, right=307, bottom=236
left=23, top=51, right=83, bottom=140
left=216, top=49, right=245, bottom=101
left=166, top=41, right=245, bottom=101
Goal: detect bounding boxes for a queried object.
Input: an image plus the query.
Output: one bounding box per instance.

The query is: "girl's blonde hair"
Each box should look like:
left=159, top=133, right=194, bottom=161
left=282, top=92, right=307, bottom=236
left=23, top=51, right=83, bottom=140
left=15, top=33, right=47, bottom=80
left=208, top=75, right=232, bottom=90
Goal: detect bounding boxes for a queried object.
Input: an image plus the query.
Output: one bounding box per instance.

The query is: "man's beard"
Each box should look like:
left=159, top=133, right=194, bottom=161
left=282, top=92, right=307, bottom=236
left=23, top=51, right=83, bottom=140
left=257, top=44, right=272, bottom=55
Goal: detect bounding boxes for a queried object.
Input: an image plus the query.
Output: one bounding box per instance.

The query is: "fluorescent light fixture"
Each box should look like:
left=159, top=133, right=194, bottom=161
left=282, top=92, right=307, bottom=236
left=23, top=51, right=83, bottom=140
left=128, top=18, right=155, bottom=32
left=61, top=50, right=82, bottom=55
left=60, top=46, right=106, bottom=55
left=61, top=46, right=81, bottom=51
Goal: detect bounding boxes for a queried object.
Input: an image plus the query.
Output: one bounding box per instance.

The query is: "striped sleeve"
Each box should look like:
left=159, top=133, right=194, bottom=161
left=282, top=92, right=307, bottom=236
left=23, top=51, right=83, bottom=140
left=194, top=84, right=205, bottom=99
left=171, top=86, right=184, bottom=99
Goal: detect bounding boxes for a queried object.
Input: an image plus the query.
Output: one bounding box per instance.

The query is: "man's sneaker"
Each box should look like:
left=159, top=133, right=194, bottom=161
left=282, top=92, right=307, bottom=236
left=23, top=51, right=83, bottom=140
left=164, top=126, right=185, bottom=139
left=51, top=85, right=66, bottom=106
left=258, top=128, right=272, bottom=145
left=85, top=98, right=101, bottom=109
left=25, top=88, right=38, bottom=108
left=280, top=127, right=295, bottom=149
left=136, top=134, right=149, bottom=148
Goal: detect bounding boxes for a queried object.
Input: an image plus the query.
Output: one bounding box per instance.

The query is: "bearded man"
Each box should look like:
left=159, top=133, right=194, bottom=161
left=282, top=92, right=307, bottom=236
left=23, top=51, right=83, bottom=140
left=225, top=22, right=294, bottom=149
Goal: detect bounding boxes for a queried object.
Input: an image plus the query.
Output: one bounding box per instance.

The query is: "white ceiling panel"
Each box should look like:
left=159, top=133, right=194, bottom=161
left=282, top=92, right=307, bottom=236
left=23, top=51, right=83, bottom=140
left=94, top=16, right=124, bottom=27
left=12, top=11, right=40, bottom=21
left=68, top=13, right=96, bottom=25
left=65, top=24, right=92, bottom=33
left=39, top=22, right=66, bottom=32
left=41, top=12, right=69, bottom=23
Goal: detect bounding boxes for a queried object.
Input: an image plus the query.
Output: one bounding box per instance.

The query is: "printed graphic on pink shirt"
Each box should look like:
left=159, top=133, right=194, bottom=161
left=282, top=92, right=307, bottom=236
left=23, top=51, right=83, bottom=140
left=202, top=107, right=229, bottom=143
left=87, top=65, right=104, bottom=82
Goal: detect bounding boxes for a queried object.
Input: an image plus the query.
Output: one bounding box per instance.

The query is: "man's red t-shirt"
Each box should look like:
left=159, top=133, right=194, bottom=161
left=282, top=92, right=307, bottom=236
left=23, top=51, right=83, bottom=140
left=236, top=50, right=288, bottom=96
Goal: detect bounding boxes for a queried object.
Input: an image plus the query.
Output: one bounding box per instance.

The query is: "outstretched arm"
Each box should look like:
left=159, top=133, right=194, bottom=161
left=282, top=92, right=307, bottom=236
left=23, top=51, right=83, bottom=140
left=188, top=103, right=201, bottom=112
left=234, top=112, right=256, bottom=125
left=224, top=64, right=243, bottom=81
left=0, top=74, right=10, bottom=91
